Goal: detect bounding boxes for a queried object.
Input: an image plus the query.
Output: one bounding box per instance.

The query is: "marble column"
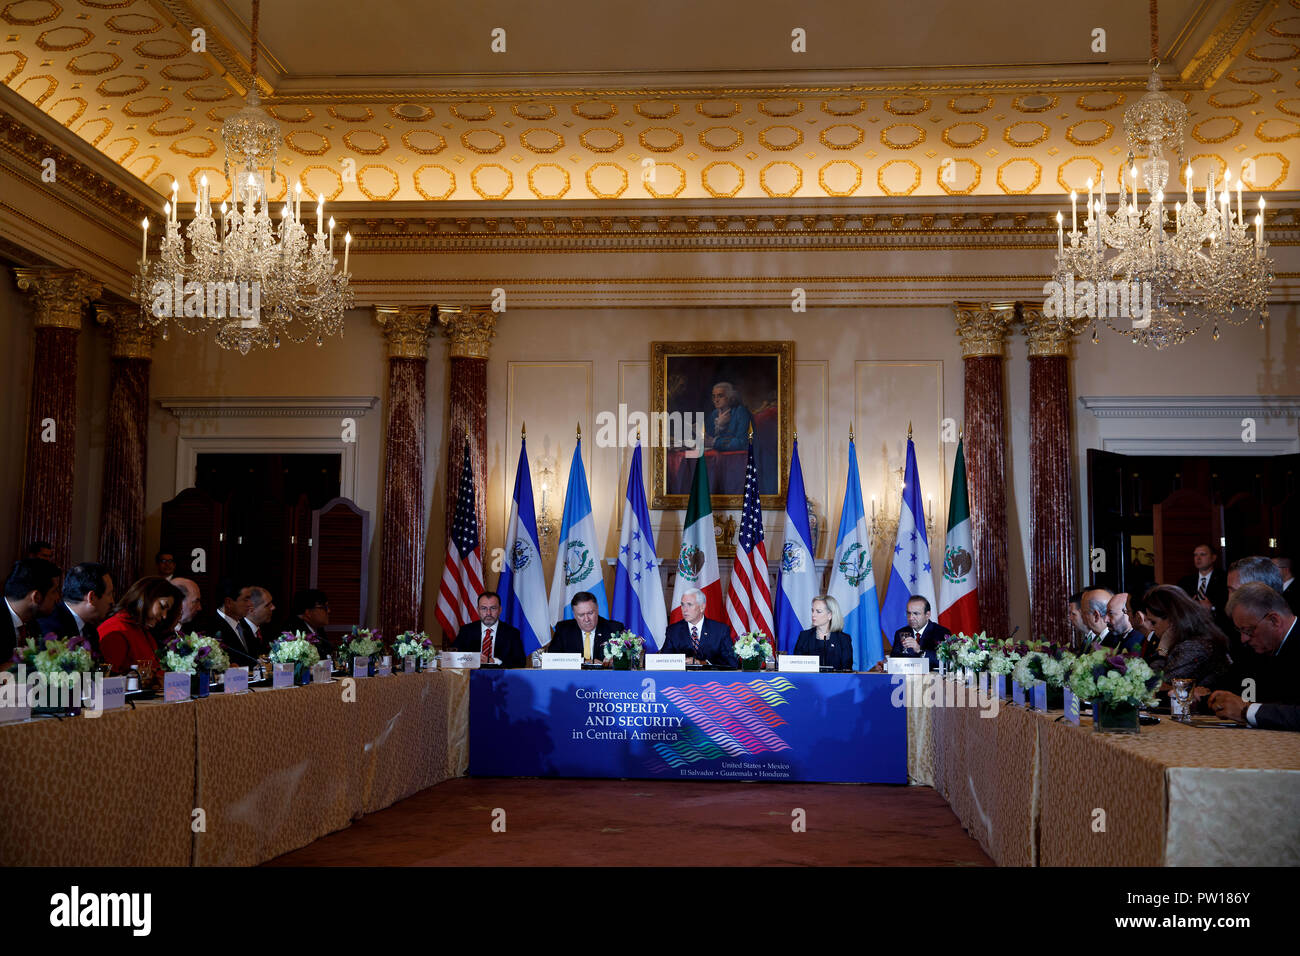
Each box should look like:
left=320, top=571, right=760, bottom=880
left=1023, top=306, right=1089, bottom=645
left=375, top=306, right=433, bottom=637
left=436, top=307, right=497, bottom=555
left=13, top=268, right=102, bottom=568
left=95, top=305, right=153, bottom=592
left=954, top=302, right=1017, bottom=638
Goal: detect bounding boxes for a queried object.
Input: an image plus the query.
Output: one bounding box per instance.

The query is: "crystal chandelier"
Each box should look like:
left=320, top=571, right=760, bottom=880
left=130, top=0, right=352, bottom=353
left=1052, top=0, right=1272, bottom=349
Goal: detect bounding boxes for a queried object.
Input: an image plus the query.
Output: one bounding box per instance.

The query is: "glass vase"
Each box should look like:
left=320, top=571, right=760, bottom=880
left=1093, top=699, right=1141, bottom=734
left=611, top=656, right=632, bottom=671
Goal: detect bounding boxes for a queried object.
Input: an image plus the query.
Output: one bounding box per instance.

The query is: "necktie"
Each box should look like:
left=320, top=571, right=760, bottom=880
left=238, top=620, right=254, bottom=653
left=583, top=632, right=593, bottom=661
left=690, top=624, right=699, bottom=653
left=1198, top=577, right=1208, bottom=599
left=16, top=622, right=27, bottom=644
left=483, top=627, right=494, bottom=660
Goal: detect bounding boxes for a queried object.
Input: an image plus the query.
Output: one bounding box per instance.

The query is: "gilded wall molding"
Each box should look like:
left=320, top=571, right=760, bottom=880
left=953, top=301, right=1019, bottom=358
left=374, top=305, right=434, bottom=360
left=13, top=267, right=101, bottom=330
left=436, top=306, right=497, bottom=360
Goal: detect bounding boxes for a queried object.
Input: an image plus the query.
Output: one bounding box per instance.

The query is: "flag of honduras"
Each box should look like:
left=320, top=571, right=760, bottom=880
left=880, top=431, right=937, bottom=640
left=611, top=442, right=668, bottom=651
left=775, top=438, right=818, bottom=653
left=548, top=434, right=609, bottom=625
left=828, top=436, right=884, bottom=670
left=498, top=433, right=552, bottom=654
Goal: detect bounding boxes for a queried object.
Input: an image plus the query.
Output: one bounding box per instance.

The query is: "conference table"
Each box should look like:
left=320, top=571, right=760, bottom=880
left=912, top=676, right=1300, bottom=867
left=0, top=670, right=468, bottom=867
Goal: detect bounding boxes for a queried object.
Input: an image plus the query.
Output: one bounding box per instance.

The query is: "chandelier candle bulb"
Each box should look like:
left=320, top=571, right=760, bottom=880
left=317, top=197, right=323, bottom=236
left=1186, top=164, right=1192, bottom=204
left=1236, top=177, right=1242, bottom=225
left=1070, top=191, right=1077, bottom=233
left=328, top=216, right=335, bottom=251
left=344, top=231, right=351, bottom=273
left=140, top=217, right=148, bottom=262
left=1057, top=212, right=1064, bottom=255
left=295, top=182, right=302, bottom=222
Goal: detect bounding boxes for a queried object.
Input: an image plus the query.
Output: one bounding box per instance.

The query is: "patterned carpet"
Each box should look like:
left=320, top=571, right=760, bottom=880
left=264, top=778, right=992, bottom=866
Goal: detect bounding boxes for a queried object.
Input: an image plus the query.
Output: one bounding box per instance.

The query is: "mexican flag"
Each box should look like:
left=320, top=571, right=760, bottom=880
left=668, top=453, right=723, bottom=623
left=938, top=438, right=980, bottom=636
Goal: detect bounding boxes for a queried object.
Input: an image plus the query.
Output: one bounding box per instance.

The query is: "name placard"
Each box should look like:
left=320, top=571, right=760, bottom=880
left=403, top=656, right=417, bottom=673
left=646, top=654, right=686, bottom=671
left=779, top=655, right=821, bottom=673
left=352, top=656, right=369, bottom=678
left=271, top=663, right=293, bottom=689
left=541, top=652, right=583, bottom=670
left=886, top=657, right=927, bottom=675
left=1063, top=688, right=1081, bottom=725
left=224, top=667, right=248, bottom=694
left=440, top=651, right=482, bottom=670
left=164, top=671, right=191, bottom=702
left=1031, top=683, right=1047, bottom=711
left=312, top=662, right=332, bottom=683
left=375, top=659, right=392, bottom=677
left=1011, top=680, right=1025, bottom=707
left=93, top=676, right=126, bottom=714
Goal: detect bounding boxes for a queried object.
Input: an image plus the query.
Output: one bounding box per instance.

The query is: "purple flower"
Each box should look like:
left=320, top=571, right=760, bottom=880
left=197, top=645, right=211, bottom=658
left=1105, top=654, right=1127, bottom=674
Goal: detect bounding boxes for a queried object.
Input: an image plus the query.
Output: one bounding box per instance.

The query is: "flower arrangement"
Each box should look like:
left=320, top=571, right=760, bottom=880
left=734, top=631, right=773, bottom=662
left=339, top=626, right=384, bottom=662
left=1011, top=642, right=1076, bottom=689
left=268, top=631, right=322, bottom=668
left=394, top=631, right=437, bottom=663
left=603, top=632, right=645, bottom=667
left=14, top=634, right=97, bottom=688
left=1068, top=650, right=1161, bottom=709
left=948, top=632, right=994, bottom=672
left=987, top=638, right=1029, bottom=676
left=163, top=632, right=230, bottom=675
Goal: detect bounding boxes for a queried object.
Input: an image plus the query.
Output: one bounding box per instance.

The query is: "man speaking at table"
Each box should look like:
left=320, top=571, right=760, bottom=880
left=660, top=587, right=737, bottom=668
left=889, top=595, right=950, bottom=670
left=550, top=591, right=625, bottom=664
left=453, top=590, right=526, bottom=668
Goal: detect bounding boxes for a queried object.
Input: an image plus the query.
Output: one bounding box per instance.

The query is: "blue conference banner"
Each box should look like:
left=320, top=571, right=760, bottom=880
left=469, top=670, right=906, bottom=783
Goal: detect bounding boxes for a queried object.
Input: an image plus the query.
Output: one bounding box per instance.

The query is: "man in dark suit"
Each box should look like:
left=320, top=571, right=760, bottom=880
left=660, top=588, right=737, bottom=668
left=549, top=591, right=626, bottom=663
left=2, top=558, right=63, bottom=665
left=243, top=586, right=275, bottom=657
left=452, top=590, right=525, bottom=668
left=889, top=595, right=950, bottom=670
left=1177, top=543, right=1229, bottom=620
left=1272, top=557, right=1300, bottom=618
left=195, top=578, right=260, bottom=665
left=1208, top=693, right=1300, bottom=732
left=288, top=588, right=332, bottom=657
left=1200, top=582, right=1300, bottom=707
left=1101, top=592, right=1144, bottom=654
left=36, top=562, right=113, bottom=659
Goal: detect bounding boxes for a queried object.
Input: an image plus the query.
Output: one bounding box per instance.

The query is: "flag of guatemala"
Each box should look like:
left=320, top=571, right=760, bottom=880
left=775, top=438, right=818, bottom=654
left=547, top=436, right=609, bottom=625
left=880, top=432, right=937, bottom=641
left=498, top=435, right=553, bottom=654
left=611, top=443, right=668, bottom=651
left=828, top=438, right=885, bottom=671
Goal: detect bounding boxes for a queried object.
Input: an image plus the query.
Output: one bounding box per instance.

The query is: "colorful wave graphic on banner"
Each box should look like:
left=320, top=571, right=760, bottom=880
left=650, top=676, right=797, bottom=768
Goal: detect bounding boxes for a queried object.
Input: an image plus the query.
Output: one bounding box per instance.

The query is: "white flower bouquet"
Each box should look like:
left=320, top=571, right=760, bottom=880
left=936, top=634, right=968, bottom=670
left=953, top=632, right=993, bottom=673
left=268, top=632, right=322, bottom=668
left=734, top=631, right=773, bottom=662
left=1068, top=649, right=1161, bottom=709
left=163, top=632, right=230, bottom=675
left=394, top=631, right=438, bottom=663
left=603, top=632, right=645, bottom=668
left=22, top=634, right=97, bottom=688
left=987, top=638, right=1027, bottom=676
left=340, top=627, right=385, bottom=662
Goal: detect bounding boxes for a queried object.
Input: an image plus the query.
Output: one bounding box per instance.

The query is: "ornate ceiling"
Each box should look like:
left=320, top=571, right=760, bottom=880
left=1, top=0, right=1297, bottom=208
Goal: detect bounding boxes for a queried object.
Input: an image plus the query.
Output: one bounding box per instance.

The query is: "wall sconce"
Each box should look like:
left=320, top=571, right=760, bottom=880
left=535, top=455, right=557, bottom=557
left=870, top=466, right=934, bottom=545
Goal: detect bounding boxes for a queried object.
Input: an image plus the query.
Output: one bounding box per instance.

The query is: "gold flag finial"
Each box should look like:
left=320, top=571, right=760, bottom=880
left=576, top=421, right=581, bottom=441
left=521, top=422, right=527, bottom=439
left=793, top=428, right=798, bottom=443
left=959, top=423, right=964, bottom=440
left=849, top=421, right=855, bottom=442
left=747, top=421, right=754, bottom=441
left=635, top=422, right=641, bottom=442
left=908, top=421, right=913, bottom=439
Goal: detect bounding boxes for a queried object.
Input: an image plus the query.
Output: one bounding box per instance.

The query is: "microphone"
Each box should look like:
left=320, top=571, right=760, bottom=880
left=1008, top=625, right=1021, bottom=641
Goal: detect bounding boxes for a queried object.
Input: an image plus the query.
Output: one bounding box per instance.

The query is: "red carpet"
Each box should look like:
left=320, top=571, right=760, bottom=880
left=265, top=779, right=992, bottom=866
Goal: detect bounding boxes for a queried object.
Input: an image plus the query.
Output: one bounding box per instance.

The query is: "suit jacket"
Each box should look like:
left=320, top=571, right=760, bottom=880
left=661, top=617, right=737, bottom=668
left=1254, top=703, right=1300, bottom=732
left=889, top=620, right=950, bottom=668
left=195, top=612, right=262, bottom=666
left=0, top=604, right=23, bottom=665
left=452, top=619, right=526, bottom=668
left=1099, top=628, right=1144, bottom=655
left=793, top=628, right=853, bottom=670
left=97, top=611, right=161, bottom=675
left=37, top=602, right=101, bottom=659
left=550, top=616, right=627, bottom=661
left=1203, top=621, right=1300, bottom=704
left=1177, top=569, right=1229, bottom=612
left=1283, top=580, right=1300, bottom=618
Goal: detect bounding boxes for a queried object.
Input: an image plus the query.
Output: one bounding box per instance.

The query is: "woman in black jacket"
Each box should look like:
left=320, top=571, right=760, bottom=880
left=793, top=594, right=854, bottom=670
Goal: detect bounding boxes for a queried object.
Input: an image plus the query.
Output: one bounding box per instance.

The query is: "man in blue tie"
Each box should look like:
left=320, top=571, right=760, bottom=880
left=660, top=588, right=737, bottom=668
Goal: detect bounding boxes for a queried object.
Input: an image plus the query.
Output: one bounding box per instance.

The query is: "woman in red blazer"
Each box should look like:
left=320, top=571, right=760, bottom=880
left=98, top=576, right=178, bottom=678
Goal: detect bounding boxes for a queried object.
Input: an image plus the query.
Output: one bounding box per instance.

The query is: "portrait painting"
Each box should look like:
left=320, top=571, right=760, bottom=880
left=650, top=341, right=793, bottom=510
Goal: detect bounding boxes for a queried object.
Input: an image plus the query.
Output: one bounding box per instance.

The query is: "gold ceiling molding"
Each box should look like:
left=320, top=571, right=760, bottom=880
left=1181, top=0, right=1281, bottom=88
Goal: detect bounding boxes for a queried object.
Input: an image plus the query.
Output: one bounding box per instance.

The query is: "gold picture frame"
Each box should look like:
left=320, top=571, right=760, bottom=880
left=650, top=340, right=793, bottom=510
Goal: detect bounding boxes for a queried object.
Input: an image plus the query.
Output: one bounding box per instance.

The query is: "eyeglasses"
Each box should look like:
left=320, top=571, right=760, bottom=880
left=1237, top=615, right=1272, bottom=637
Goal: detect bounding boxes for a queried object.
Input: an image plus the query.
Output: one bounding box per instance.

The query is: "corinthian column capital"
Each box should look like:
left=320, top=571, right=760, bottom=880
left=953, top=301, right=1018, bottom=358
left=1021, top=304, right=1091, bottom=358
left=374, top=305, right=434, bottom=359
left=95, top=304, right=154, bottom=360
left=13, top=267, right=102, bottom=330
left=437, top=306, right=497, bottom=360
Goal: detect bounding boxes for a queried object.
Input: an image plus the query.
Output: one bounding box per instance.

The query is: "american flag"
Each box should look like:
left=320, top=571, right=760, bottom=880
left=725, top=440, right=774, bottom=642
left=436, top=440, right=484, bottom=642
